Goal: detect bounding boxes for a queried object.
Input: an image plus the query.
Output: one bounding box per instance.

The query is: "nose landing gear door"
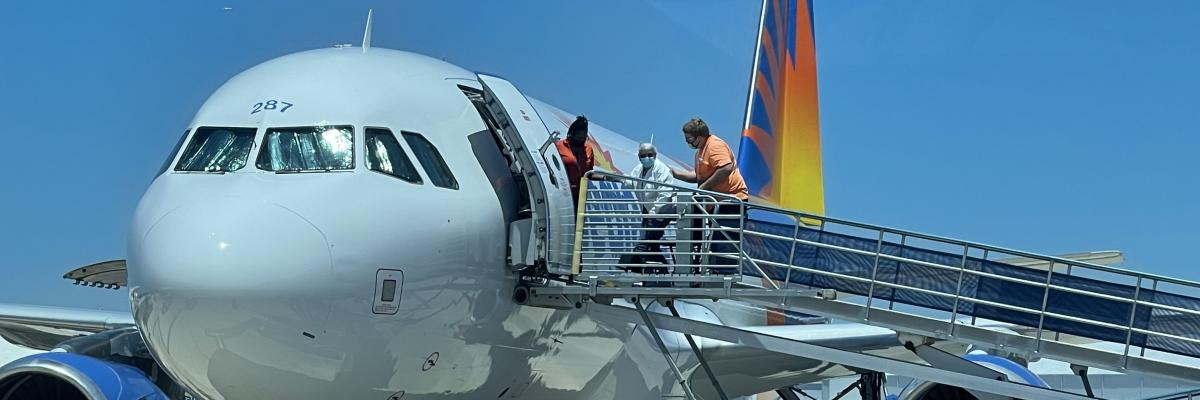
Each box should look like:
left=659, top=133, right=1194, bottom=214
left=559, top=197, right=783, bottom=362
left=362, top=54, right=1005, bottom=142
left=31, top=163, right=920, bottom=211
left=477, top=74, right=576, bottom=275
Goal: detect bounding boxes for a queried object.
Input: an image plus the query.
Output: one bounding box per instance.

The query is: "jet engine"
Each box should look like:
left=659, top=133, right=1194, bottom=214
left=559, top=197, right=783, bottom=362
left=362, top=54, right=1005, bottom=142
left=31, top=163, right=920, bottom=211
left=0, top=352, right=168, bottom=400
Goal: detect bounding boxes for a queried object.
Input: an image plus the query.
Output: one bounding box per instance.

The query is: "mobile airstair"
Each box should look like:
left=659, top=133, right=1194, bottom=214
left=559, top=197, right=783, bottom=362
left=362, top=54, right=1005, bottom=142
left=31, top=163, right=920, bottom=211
left=520, top=171, right=1200, bottom=400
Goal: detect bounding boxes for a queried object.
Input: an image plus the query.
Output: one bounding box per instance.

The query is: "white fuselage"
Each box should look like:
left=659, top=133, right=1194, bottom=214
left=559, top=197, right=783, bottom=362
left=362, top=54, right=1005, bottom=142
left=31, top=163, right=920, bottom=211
left=125, top=47, right=874, bottom=400
left=125, top=48, right=693, bottom=399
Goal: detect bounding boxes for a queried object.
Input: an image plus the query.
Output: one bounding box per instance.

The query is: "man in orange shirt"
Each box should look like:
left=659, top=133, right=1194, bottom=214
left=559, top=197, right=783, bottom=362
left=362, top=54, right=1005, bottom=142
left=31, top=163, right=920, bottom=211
left=555, top=116, right=594, bottom=206
left=672, top=118, right=748, bottom=274
left=671, top=118, right=749, bottom=200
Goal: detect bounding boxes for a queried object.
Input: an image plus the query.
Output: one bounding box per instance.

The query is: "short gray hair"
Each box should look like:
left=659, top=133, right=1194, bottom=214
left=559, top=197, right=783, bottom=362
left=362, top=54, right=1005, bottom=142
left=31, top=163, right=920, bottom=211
left=638, top=143, right=656, bottom=153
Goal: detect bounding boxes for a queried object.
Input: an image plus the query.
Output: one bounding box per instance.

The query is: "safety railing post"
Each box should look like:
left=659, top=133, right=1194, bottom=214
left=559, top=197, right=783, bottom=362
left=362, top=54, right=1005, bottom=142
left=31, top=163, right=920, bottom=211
left=783, top=214, right=802, bottom=290
left=679, top=194, right=696, bottom=273
left=948, top=245, right=970, bottom=336
left=889, top=235, right=907, bottom=311
left=698, top=196, right=712, bottom=275
left=737, top=200, right=746, bottom=278
left=1123, top=276, right=1144, bottom=369
left=1142, top=279, right=1158, bottom=358
left=1056, top=263, right=1073, bottom=342
left=1035, top=264, right=1056, bottom=353
left=969, top=247, right=988, bottom=326
left=864, top=230, right=886, bottom=321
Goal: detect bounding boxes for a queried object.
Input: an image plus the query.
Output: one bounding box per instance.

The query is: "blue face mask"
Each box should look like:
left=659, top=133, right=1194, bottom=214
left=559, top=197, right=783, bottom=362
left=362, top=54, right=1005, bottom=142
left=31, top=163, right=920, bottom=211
left=640, top=156, right=655, bottom=169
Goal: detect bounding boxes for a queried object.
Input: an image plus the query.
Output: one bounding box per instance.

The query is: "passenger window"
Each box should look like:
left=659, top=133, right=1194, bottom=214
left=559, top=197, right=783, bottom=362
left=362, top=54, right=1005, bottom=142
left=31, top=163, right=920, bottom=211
left=257, top=126, right=354, bottom=172
left=402, top=132, right=459, bottom=190
left=158, top=129, right=190, bottom=176
left=175, top=127, right=257, bottom=172
left=365, top=128, right=423, bottom=184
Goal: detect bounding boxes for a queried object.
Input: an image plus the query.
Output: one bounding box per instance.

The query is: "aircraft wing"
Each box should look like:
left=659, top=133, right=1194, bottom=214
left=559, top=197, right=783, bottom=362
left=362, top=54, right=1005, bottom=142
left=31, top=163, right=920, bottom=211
left=0, top=303, right=134, bottom=350
left=689, top=324, right=969, bottom=398
left=0, top=260, right=134, bottom=350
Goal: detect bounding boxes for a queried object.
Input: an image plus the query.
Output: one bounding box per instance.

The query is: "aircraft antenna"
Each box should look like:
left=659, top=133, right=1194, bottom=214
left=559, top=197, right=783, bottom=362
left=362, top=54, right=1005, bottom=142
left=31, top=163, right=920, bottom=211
left=362, top=9, right=373, bottom=53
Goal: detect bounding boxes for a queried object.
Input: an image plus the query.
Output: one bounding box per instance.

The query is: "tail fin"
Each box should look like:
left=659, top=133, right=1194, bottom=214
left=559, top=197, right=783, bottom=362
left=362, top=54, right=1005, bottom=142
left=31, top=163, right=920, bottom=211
left=737, top=0, right=824, bottom=216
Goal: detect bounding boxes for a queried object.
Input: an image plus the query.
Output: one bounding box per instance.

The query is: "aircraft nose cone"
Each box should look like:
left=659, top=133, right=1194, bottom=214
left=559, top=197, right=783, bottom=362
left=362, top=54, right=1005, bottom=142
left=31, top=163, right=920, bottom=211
left=128, top=199, right=337, bottom=400
left=130, top=198, right=332, bottom=293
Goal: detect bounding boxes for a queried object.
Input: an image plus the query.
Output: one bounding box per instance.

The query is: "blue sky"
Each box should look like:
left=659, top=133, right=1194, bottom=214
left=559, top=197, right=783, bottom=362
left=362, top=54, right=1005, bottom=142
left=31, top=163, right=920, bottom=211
left=1, top=1, right=1198, bottom=311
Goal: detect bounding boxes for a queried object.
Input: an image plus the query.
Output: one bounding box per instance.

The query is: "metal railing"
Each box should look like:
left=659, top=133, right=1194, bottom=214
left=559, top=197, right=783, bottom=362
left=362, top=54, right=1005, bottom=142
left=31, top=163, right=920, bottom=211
left=742, top=201, right=1200, bottom=366
left=1143, top=388, right=1200, bottom=400
left=569, top=171, right=1200, bottom=369
left=573, top=171, right=748, bottom=277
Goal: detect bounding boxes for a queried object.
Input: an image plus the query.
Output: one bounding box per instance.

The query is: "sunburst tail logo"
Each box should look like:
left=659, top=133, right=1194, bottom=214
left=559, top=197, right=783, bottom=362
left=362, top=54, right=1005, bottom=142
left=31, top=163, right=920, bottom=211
left=737, top=0, right=824, bottom=216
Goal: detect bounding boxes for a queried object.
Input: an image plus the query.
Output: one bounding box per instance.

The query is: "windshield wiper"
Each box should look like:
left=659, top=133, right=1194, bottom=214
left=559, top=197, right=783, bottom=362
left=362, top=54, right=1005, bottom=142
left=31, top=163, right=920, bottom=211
left=197, top=166, right=227, bottom=174
left=275, top=168, right=335, bottom=174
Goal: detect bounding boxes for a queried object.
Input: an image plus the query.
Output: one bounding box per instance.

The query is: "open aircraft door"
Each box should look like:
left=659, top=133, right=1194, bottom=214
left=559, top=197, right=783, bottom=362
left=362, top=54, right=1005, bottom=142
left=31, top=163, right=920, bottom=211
left=477, top=74, right=577, bottom=275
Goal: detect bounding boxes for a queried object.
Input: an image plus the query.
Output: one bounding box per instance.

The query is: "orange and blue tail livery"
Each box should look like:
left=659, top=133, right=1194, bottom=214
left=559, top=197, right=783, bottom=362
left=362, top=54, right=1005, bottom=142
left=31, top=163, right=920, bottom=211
left=737, top=0, right=824, bottom=216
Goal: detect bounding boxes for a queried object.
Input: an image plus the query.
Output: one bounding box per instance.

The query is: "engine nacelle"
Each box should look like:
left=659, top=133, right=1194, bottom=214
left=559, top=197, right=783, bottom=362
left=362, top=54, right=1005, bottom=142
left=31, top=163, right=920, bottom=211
left=891, top=354, right=1048, bottom=400
left=0, top=352, right=167, bottom=400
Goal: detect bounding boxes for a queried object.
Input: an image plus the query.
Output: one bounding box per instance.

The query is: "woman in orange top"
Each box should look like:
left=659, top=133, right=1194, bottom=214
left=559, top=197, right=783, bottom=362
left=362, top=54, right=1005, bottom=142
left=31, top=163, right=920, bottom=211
left=555, top=116, right=594, bottom=205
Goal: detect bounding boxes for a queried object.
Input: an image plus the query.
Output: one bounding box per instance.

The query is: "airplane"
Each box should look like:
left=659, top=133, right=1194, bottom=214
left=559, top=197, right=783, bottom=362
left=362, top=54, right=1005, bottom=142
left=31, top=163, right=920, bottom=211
left=0, top=3, right=1127, bottom=400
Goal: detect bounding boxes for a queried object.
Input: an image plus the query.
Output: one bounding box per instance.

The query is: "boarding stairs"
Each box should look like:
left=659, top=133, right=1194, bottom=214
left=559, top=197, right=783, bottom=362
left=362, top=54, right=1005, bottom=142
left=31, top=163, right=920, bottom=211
left=519, top=171, right=1200, bottom=400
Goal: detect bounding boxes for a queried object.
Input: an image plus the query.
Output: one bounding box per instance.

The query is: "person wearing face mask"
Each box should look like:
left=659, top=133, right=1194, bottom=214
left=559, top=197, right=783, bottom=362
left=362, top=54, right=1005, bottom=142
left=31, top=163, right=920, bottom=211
left=621, top=143, right=677, bottom=272
left=670, top=118, right=748, bottom=275
left=629, top=142, right=675, bottom=216
left=554, top=116, right=595, bottom=206
left=671, top=118, right=749, bottom=200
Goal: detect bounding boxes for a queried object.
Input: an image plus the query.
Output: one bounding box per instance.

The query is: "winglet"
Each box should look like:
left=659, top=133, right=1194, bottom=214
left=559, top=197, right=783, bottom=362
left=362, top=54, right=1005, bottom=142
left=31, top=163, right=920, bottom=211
left=362, top=9, right=373, bottom=53
left=62, top=259, right=127, bottom=289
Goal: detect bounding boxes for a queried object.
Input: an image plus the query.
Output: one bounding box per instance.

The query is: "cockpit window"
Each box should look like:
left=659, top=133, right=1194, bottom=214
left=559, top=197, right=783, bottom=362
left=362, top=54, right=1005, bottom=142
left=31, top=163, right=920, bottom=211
left=158, top=129, right=190, bottom=176
left=402, top=132, right=459, bottom=190
left=365, top=128, right=422, bottom=184
left=256, top=126, right=354, bottom=172
left=175, top=127, right=257, bottom=172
